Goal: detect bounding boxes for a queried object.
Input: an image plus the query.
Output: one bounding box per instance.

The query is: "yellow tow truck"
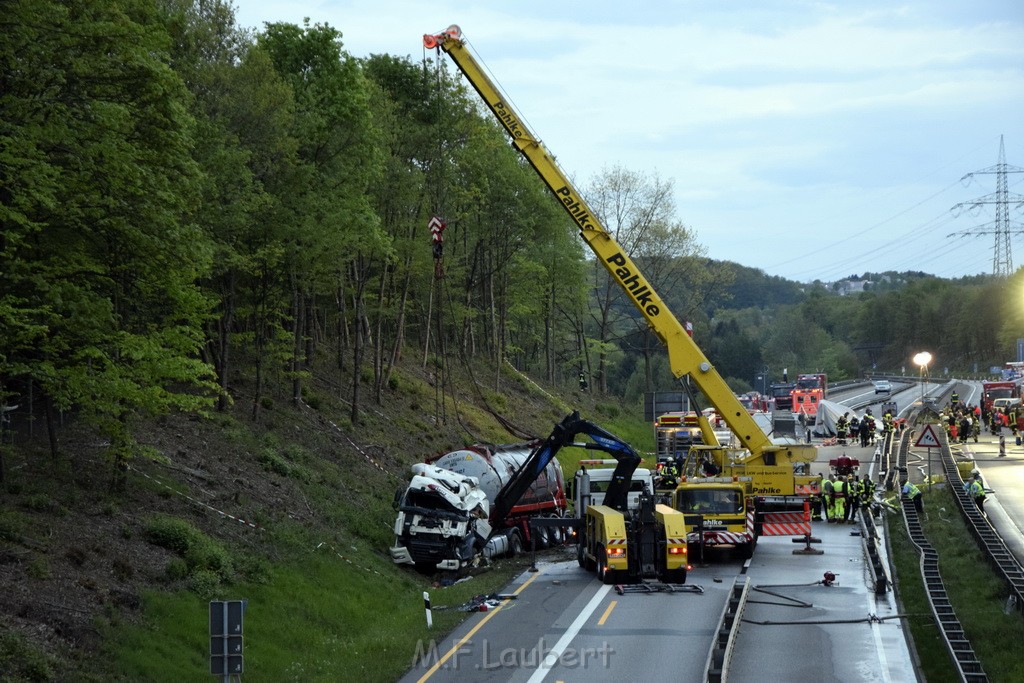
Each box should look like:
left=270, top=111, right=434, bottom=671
left=424, top=24, right=820, bottom=568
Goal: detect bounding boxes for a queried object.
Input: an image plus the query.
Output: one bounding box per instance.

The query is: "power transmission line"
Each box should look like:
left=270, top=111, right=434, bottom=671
left=948, top=135, right=1024, bottom=277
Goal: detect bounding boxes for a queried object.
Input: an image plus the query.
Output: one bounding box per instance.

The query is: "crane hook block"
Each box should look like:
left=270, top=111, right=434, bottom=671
left=424, top=24, right=461, bottom=49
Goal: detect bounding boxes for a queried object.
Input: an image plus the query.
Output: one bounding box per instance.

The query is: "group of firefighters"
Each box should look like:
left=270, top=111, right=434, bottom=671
left=939, top=393, right=1022, bottom=445
left=835, top=408, right=899, bottom=447
left=939, top=403, right=982, bottom=443
left=812, top=472, right=876, bottom=523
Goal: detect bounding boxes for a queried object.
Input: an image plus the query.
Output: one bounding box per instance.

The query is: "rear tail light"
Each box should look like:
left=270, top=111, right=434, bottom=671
left=607, top=546, right=626, bottom=558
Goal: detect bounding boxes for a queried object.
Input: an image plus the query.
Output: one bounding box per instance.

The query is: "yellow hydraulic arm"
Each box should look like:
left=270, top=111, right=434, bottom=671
left=424, top=26, right=815, bottom=468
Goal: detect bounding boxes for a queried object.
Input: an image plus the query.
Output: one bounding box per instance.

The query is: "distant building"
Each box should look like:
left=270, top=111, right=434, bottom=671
left=835, top=278, right=870, bottom=296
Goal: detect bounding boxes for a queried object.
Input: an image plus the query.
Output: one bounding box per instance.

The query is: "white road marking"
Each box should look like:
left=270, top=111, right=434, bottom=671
left=526, top=583, right=612, bottom=683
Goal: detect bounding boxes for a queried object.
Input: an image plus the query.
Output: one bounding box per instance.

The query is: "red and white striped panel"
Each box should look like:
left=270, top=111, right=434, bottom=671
left=687, top=531, right=752, bottom=545
left=607, top=539, right=627, bottom=545
left=666, top=538, right=687, bottom=545
left=760, top=512, right=811, bottom=536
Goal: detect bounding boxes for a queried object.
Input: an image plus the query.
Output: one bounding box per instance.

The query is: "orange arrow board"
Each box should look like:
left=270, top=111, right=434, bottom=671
left=914, top=424, right=942, bottom=448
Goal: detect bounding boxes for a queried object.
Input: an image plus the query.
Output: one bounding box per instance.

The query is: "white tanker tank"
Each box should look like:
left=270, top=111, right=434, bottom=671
left=431, top=443, right=565, bottom=514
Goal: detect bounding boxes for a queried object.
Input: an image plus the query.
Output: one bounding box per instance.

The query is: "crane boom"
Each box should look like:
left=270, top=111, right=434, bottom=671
left=424, top=25, right=817, bottom=472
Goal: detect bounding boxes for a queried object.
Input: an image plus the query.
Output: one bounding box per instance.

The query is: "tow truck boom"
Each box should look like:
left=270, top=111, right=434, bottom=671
left=424, top=25, right=816, bottom=475
left=490, top=411, right=641, bottom=525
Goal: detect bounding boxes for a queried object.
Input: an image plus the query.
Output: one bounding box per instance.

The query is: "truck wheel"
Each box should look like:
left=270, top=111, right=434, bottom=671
left=577, top=541, right=586, bottom=568
left=738, top=538, right=756, bottom=560
left=597, top=549, right=616, bottom=585
left=509, top=531, right=523, bottom=557
left=546, top=517, right=563, bottom=546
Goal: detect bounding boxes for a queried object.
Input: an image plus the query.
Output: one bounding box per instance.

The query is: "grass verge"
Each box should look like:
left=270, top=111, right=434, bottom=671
left=887, top=486, right=1024, bottom=682
left=93, top=546, right=531, bottom=682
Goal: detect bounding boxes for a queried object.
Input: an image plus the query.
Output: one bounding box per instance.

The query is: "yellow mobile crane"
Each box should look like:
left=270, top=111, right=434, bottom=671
left=424, top=25, right=819, bottom=563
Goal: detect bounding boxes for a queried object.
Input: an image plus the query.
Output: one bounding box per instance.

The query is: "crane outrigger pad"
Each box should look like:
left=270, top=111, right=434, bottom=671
left=615, top=582, right=704, bottom=596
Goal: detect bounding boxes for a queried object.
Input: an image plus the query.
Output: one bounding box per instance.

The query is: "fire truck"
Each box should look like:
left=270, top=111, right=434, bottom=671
left=791, top=373, right=827, bottom=420
left=981, top=379, right=1023, bottom=415
left=424, top=24, right=820, bottom=572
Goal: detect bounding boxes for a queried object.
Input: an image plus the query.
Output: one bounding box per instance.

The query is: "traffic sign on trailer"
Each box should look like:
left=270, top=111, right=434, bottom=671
left=914, top=424, right=942, bottom=448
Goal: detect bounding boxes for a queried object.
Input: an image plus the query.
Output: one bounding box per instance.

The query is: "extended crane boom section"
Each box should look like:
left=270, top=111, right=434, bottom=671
left=425, top=26, right=816, bottom=471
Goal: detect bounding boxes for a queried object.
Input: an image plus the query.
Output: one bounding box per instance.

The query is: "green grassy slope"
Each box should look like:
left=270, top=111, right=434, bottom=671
left=0, top=355, right=654, bottom=682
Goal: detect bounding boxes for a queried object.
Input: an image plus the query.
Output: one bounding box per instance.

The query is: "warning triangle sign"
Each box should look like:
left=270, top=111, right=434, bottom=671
left=914, top=424, right=942, bottom=448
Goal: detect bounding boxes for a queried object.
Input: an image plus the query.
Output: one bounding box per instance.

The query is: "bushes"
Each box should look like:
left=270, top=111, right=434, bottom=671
left=143, top=515, right=233, bottom=593
left=0, top=630, right=55, bottom=682
left=0, top=510, right=28, bottom=542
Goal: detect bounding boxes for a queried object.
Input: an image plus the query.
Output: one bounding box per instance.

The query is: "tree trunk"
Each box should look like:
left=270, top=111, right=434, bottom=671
left=216, top=270, right=235, bottom=411
left=291, top=283, right=303, bottom=407
left=336, top=272, right=349, bottom=372
left=44, top=392, right=59, bottom=462
left=305, top=293, right=316, bottom=370
left=372, top=262, right=388, bottom=404
left=385, top=256, right=413, bottom=389
left=422, top=278, right=434, bottom=368
left=546, top=281, right=555, bottom=383
left=350, top=257, right=369, bottom=425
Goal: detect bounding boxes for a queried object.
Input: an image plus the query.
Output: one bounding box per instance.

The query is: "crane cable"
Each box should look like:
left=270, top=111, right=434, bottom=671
left=424, top=42, right=450, bottom=435
left=439, top=273, right=537, bottom=441
left=423, top=41, right=537, bottom=443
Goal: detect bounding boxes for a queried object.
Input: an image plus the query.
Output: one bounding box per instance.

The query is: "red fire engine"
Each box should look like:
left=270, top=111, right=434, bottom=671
left=981, top=379, right=1023, bottom=414
left=791, top=373, right=827, bottom=420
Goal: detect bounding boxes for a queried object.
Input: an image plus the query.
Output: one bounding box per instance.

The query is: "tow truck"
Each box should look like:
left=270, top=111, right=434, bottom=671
left=424, top=24, right=820, bottom=565
left=504, top=411, right=689, bottom=584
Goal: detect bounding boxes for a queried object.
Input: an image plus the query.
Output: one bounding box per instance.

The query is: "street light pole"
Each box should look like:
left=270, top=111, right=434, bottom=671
left=913, top=351, right=934, bottom=484
left=913, top=351, right=933, bottom=405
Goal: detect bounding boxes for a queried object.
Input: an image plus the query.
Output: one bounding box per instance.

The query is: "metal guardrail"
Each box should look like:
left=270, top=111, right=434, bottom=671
left=900, top=498, right=988, bottom=680
left=897, top=427, right=988, bottom=682
left=704, top=575, right=749, bottom=683
left=938, top=440, right=1024, bottom=612
left=858, top=507, right=890, bottom=595
left=905, top=389, right=1024, bottom=612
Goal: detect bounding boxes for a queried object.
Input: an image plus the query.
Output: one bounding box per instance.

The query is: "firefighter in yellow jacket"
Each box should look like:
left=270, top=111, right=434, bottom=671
left=831, top=476, right=847, bottom=523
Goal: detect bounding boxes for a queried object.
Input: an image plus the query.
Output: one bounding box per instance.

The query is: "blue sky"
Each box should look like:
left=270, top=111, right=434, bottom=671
left=233, top=0, right=1024, bottom=283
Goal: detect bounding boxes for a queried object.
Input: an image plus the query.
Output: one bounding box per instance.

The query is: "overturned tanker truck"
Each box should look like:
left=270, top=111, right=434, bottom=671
left=390, top=441, right=568, bottom=572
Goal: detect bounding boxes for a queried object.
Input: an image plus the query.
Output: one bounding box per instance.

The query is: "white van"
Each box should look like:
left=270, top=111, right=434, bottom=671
left=992, top=397, right=1021, bottom=411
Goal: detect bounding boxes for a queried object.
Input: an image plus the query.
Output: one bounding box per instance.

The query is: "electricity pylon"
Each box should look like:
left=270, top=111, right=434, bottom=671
left=949, top=135, right=1024, bottom=277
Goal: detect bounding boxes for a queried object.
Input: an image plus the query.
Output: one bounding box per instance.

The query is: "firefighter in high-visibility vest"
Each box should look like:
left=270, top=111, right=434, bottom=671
left=832, top=476, right=847, bottom=522
left=883, top=411, right=894, bottom=436
left=967, top=472, right=986, bottom=514
left=990, top=409, right=1002, bottom=435
left=902, top=481, right=923, bottom=513
left=810, top=491, right=824, bottom=521
left=846, top=475, right=861, bottom=523
left=836, top=413, right=849, bottom=445
left=861, top=476, right=876, bottom=506
left=823, top=475, right=836, bottom=522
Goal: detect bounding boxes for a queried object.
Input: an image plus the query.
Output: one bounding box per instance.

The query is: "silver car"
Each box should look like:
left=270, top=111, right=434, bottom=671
left=873, top=380, right=892, bottom=394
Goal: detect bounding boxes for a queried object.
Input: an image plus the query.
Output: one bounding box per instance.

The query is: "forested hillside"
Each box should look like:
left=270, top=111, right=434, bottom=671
left=2, top=1, right=1024, bottom=677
